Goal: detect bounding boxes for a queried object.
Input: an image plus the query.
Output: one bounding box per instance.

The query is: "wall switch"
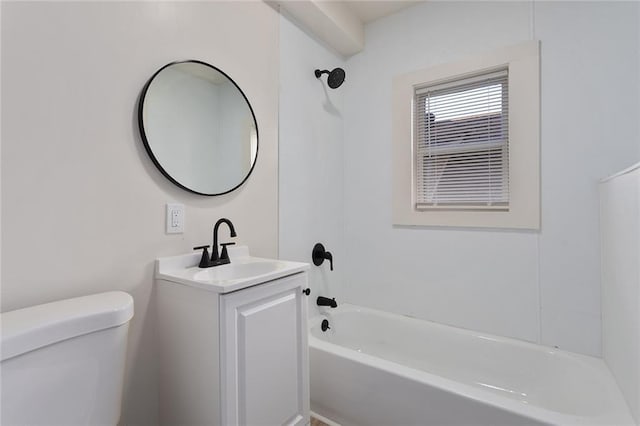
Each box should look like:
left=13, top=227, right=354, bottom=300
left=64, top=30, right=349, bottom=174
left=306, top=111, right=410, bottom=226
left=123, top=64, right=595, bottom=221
left=166, top=203, right=184, bottom=234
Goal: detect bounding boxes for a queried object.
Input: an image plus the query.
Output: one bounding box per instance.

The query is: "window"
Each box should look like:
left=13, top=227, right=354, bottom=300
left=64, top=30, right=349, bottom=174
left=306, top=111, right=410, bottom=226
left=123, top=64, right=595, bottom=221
left=415, top=70, right=509, bottom=209
left=392, top=41, right=540, bottom=229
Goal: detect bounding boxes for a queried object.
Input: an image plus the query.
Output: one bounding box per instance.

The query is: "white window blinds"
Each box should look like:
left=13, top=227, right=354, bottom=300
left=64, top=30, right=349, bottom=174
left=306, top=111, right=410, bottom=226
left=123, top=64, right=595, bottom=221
left=414, top=69, right=509, bottom=209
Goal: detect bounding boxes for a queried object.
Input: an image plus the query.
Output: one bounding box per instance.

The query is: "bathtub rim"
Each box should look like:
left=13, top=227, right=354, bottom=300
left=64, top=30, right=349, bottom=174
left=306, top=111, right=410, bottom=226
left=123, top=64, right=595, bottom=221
left=309, top=303, right=635, bottom=426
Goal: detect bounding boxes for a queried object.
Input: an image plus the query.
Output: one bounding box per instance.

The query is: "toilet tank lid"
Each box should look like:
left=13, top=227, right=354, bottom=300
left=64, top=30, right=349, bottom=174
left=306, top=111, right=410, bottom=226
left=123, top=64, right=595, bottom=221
left=1, top=291, right=134, bottom=361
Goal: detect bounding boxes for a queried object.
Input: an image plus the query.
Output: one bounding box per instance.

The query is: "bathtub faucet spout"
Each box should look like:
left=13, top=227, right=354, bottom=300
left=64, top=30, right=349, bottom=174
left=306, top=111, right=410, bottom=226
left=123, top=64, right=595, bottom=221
left=317, top=296, right=337, bottom=308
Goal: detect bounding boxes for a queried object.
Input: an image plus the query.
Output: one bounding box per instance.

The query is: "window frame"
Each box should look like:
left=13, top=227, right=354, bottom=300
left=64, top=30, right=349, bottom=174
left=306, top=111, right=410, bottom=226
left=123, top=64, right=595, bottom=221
left=392, top=41, right=540, bottom=229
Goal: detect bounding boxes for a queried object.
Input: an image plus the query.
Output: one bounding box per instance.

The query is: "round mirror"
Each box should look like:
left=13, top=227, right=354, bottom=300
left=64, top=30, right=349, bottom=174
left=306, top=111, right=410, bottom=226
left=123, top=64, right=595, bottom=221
left=138, top=60, right=258, bottom=195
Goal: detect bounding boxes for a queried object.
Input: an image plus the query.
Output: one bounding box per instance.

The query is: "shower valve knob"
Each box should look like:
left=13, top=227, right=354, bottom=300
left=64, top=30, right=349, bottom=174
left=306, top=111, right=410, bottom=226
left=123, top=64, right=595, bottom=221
left=312, top=243, right=333, bottom=271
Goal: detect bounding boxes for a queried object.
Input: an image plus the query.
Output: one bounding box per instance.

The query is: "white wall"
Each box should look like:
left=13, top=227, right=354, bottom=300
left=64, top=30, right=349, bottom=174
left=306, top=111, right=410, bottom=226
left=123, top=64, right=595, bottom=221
left=342, top=1, right=640, bottom=356
left=601, top=163, right=640, bottom=424
left=535, top=1, right=639, bottom=354
left=1, top=2, right=279, bottom=425
left=278, top=13, right=345, bottom=317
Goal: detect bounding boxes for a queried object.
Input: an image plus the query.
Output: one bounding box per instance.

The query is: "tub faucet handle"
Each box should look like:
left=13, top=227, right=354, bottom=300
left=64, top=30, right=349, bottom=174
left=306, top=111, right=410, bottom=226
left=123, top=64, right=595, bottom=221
left=312, top=243, right=333, bottom=271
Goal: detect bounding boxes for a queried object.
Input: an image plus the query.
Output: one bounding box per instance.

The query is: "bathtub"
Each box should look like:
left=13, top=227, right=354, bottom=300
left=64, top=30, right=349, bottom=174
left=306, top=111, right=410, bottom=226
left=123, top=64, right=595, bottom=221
left=309, top=304, right=635, bottom=426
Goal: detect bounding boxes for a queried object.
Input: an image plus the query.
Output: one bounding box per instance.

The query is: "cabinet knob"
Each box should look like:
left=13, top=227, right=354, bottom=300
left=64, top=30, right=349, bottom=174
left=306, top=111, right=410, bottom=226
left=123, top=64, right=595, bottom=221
left=302, top=288, right=311, bottom=296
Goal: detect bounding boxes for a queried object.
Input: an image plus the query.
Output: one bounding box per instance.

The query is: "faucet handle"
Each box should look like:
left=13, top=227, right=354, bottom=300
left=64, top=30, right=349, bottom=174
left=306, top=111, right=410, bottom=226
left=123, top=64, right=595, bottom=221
left=312, top=243, right=333, bottom=271
left=325, top=251, right=333, bottom=271
left=220, top=242, right=236, bottom=261
left=193, top=245, right=211, bottom=268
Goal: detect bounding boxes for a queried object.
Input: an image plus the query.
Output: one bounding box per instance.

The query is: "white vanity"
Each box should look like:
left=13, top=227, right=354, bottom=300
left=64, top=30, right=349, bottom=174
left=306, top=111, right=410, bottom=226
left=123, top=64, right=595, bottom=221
left=155, top=246, right=310, bottom=426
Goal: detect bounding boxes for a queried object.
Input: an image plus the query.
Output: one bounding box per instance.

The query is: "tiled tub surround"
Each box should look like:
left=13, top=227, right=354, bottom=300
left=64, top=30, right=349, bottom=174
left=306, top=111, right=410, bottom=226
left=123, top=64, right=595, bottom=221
left=310, top=305, right=634, bottom=426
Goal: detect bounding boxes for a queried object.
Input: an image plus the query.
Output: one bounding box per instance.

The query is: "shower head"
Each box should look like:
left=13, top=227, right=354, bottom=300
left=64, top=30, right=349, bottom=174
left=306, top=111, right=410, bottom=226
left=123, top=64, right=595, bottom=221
left=315, top=67, right=346, bottom=89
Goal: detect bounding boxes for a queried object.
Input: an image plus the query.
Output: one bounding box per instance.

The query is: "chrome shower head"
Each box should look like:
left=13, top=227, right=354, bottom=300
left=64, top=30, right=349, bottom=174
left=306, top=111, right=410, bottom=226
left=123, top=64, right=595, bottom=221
left=315, top=67, right=346, bottom=89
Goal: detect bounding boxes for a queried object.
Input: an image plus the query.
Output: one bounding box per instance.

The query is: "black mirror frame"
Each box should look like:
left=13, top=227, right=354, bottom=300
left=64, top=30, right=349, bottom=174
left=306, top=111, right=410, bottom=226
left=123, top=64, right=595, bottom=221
left=137, top=60, right=259, bottom=196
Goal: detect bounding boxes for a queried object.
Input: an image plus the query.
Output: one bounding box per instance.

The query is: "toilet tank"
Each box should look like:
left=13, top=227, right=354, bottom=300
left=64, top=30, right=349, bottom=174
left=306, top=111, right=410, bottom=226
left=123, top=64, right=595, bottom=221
left=1, top=291, right=134, bottom=426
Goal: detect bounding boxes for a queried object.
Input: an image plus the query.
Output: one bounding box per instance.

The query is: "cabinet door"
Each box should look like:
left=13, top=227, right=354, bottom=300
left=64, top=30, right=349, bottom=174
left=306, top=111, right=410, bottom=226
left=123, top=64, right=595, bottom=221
left=221, top=273, right=309, bottom=426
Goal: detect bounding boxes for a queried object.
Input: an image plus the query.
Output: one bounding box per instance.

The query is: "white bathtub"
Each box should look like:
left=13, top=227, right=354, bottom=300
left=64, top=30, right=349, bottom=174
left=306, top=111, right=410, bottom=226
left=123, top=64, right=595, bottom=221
left=309, top=304, right=635, bottom=426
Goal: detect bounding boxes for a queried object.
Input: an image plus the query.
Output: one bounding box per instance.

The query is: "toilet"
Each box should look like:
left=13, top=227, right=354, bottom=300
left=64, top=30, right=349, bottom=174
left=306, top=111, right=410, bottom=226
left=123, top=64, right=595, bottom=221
left=1, top=291, right=134, bottom=425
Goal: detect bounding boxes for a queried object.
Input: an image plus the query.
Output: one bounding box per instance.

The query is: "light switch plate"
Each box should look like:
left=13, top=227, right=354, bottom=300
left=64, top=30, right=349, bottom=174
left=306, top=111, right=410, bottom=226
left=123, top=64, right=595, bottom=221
left=166, top=203, right=184, bottom=234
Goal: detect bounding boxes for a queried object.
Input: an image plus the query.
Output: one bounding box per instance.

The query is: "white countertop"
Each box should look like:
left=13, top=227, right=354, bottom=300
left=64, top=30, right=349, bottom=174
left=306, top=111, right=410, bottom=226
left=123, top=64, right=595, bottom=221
left=155, top=246, right=309, bottom=294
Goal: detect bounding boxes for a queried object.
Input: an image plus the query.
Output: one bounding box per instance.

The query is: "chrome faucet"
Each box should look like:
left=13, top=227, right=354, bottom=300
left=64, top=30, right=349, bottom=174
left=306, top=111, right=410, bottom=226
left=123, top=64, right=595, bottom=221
left=211, top=218, right=237, bottom=266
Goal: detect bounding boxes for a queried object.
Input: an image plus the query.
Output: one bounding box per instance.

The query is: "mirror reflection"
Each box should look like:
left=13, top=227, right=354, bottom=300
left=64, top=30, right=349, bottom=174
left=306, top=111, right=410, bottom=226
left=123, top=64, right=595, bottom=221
left=139, top=61, right=258, bottom=195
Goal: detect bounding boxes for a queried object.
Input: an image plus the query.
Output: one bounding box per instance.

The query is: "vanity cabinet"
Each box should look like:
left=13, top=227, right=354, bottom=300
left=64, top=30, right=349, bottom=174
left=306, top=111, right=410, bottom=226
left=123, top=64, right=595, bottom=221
left=156, top=265, right=309, bottom=426
left=221, top=274, right=309, bottom=426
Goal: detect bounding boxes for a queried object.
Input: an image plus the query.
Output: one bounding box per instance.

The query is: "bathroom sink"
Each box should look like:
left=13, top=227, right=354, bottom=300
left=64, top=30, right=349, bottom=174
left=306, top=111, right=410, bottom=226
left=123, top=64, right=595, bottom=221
left=155, top=246, right=309, bottom=293
left=192, top=260, right=288, bottom=282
